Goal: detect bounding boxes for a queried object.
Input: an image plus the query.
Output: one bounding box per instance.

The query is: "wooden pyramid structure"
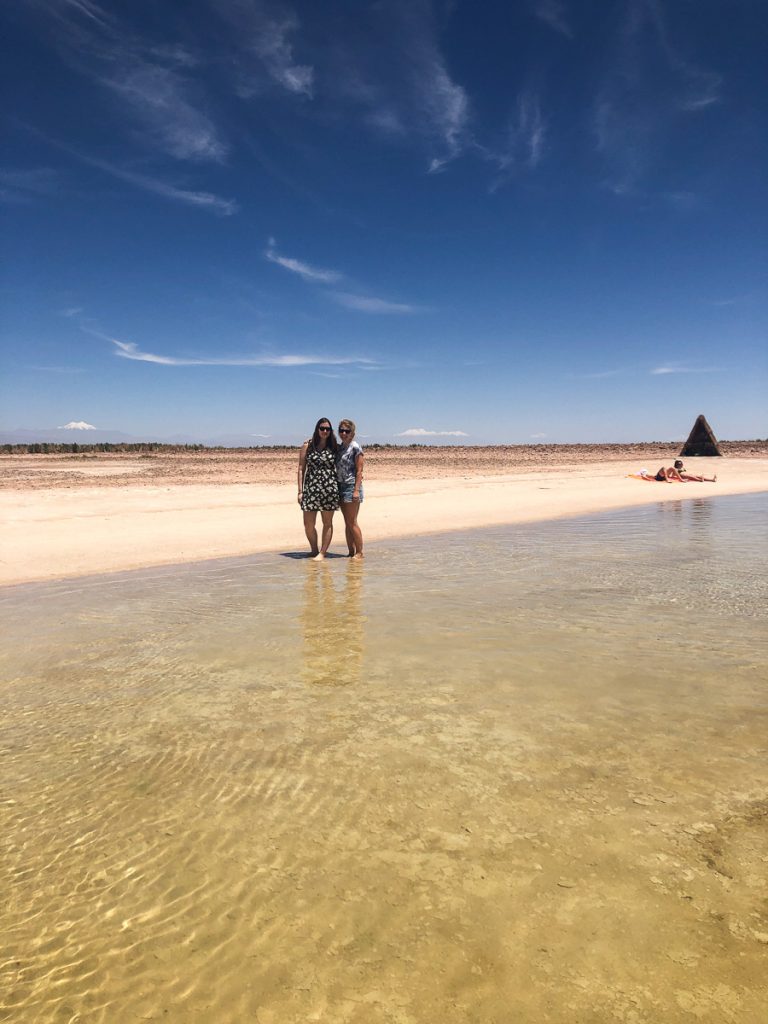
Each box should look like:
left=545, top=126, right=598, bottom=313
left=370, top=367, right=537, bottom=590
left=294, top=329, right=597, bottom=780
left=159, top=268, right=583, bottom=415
left=680, top=414, right=721, bottom=457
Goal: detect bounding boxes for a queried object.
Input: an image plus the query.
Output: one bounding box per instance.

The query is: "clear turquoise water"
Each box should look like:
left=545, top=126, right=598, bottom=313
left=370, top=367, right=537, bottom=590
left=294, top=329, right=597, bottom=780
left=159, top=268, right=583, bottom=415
left=1, top=493, right=766, bottom=1023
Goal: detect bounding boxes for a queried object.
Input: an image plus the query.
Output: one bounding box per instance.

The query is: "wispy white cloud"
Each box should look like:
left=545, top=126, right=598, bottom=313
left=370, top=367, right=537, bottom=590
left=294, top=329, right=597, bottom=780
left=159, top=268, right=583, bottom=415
left=265, top=241, right=421, bottom=314
left=250, top=13, right=314, bottom=96
left=58, top=420, right=97, bottom=429
left=709, top=286, right=764, bottom=307
left=481, top=89, right=547, bottom=189
left=111, top=338, right=353, bottom=366
left=518, top=92, right=546, bottom=168
left=29, top=0, right=549, bottom=196
left=103, top=62, right=227, bottom=162
left=59, top=0, right=110, bottom=27
left=575, top=363, right=720, bottom=379
left=57, top=144, right=237, bottom=214
left=213, top=1, right=314, bottom=98
left=679, top=90, right=720, bottom=113
left=594, top=0, right=722, bottom=193
left=530, top=432, right=548, bottom=439
left=94, top=331, right=373, bottom=368
left=397, top=427, right=468, bottom=437
left=533, top=1, right=572, bottom=39
left=650, top=364, right=720, bottom=375
left=97, top=159, right=237, bottom=214
left=317, top=3, right=469, bottom=173
left=663, top=190, right=699, bottom=211
left=265, top=241, right=342, bottom=283
left=34, top=0, right=228, bottom=163
left=423, top=63, right=470, bottom=173
left=650, top=4, right=721, bottom=113
left=366, top=107, right=405, bottom=137
left=330, top=292, right=420, bottom=315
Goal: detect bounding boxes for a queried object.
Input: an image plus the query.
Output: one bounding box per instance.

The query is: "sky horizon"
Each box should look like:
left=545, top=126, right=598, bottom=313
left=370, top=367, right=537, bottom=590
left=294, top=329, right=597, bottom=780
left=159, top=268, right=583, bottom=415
left=2, top=1, right=766, bottom=446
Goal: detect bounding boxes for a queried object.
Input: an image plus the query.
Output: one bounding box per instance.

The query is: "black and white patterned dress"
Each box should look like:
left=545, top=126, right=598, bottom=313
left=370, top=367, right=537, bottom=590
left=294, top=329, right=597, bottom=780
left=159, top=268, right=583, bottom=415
left=301, top=445, right=340, bottom=511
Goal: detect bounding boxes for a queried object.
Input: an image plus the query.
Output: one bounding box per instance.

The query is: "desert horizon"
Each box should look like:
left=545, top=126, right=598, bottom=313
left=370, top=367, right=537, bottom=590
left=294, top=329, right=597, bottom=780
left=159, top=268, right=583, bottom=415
left=2, top=438, right=767, bottom=491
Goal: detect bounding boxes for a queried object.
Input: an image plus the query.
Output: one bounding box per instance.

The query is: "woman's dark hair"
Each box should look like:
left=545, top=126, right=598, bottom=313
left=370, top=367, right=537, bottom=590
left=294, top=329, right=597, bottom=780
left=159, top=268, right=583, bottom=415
left=310, top=417, right=338, bottom=453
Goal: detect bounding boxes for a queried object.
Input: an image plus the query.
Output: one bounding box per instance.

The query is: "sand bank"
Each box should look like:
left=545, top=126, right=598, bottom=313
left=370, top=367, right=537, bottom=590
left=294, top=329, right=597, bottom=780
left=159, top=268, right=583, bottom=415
left=2, top=452, right=766, bottom=586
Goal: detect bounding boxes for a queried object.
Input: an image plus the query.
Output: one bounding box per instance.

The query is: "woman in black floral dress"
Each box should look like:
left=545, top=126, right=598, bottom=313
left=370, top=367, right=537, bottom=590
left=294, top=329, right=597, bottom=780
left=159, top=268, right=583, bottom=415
left=297, top=417, right=340, bottom=559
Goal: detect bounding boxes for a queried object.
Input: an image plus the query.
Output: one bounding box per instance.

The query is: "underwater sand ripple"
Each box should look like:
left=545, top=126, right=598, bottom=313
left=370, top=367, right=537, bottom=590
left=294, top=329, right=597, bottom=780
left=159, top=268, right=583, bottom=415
left=2, top=496, right=767, bottom=1022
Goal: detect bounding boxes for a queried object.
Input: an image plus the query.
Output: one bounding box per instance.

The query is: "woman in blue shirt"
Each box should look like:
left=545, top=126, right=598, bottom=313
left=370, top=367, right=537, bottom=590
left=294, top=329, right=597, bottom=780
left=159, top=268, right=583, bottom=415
left=336, top=418, right=364, bottom=558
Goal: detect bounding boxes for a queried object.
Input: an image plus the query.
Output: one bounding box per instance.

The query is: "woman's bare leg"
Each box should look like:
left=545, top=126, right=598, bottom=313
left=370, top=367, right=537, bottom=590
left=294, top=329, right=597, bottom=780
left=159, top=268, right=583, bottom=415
left=341, top=502, right=355, bottom=555
left=314, top=510, right=335, bottom=559
left=303, top=511, right=319, bottom=556
left=341, top=501, right=363, bottom=558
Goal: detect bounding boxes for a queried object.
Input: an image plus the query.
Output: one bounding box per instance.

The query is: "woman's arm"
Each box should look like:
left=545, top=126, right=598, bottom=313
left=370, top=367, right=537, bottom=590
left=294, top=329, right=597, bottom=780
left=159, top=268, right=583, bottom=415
left=353, top=451, right=364, bottom=499
left=298, top=442, right=309, bottom=504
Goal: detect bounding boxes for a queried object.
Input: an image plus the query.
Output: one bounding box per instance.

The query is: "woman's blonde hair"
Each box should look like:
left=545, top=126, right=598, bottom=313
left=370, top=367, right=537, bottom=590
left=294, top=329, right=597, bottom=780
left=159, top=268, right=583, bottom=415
left=338, top=418, right=356, bottom=435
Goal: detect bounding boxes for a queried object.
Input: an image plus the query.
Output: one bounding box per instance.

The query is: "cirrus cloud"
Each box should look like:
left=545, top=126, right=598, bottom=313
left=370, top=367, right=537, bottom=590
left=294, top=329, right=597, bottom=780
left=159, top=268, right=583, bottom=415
left=330, top=292, right=421, bottom=315
left=103, top=62, right=228, bottom=163
left=265, top=241, right=342, bottom=283
left=100, top=333, right=374, bottom=368
left=650, top=364, right=720, bottom=375
left=265, top=240, right=422, bottom=314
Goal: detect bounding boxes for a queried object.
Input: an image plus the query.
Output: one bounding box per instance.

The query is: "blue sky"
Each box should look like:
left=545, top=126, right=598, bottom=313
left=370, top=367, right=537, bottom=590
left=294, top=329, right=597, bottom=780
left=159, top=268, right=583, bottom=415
left=1, top=0, right=765, bottom=445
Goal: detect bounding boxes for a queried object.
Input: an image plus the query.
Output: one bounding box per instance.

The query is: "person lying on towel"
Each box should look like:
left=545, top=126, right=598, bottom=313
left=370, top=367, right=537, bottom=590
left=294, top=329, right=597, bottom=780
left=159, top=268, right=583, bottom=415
left=633, top=465, right=716, bottom=482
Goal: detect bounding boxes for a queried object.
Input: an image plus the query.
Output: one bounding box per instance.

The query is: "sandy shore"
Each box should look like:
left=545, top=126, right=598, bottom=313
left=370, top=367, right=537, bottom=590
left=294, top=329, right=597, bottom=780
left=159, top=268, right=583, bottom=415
left=1, top=446, right=766, bottom=586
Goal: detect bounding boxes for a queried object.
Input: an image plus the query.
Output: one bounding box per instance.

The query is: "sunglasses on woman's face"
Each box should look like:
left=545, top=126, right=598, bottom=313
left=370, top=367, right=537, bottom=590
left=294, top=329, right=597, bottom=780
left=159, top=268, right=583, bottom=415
left=339, top=428, right=352, bottom=434
left=318, top=425, right=331, bottom=432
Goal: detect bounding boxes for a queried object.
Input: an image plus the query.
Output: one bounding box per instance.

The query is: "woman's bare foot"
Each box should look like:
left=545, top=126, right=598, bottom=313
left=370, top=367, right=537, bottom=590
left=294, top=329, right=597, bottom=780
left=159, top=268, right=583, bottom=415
left=313, top=552, right=326, bottom=560
left=353, top=552, right=364, bottom=560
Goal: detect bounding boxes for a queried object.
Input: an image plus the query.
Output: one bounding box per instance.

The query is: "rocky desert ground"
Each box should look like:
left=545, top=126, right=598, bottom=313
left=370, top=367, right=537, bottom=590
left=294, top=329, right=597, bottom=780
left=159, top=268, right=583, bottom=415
left=2, top=440, right=765, bottom=490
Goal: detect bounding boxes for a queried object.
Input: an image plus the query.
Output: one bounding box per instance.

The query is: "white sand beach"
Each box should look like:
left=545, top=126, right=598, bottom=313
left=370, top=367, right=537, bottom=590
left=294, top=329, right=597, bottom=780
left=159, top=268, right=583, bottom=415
left=1, top=447, right=766, bottom=585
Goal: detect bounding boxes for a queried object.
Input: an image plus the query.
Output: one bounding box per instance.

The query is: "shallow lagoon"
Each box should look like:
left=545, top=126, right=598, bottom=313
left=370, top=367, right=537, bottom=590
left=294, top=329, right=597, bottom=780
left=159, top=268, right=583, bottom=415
left=2, top=494, right=767, bottom=1023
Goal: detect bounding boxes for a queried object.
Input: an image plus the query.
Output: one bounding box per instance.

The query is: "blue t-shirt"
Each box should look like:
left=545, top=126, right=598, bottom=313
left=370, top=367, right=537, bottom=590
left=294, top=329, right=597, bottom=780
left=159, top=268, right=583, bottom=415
left=337, top=440, right=363, bottom=486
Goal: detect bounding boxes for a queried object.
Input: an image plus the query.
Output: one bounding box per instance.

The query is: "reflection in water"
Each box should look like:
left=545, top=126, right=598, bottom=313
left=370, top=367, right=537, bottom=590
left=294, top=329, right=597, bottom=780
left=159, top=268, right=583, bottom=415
left=658, top=497, right=715, bottom=558
left=301, top=560, right=364, bottom=686
left=688, top=496, right=713, bottom=524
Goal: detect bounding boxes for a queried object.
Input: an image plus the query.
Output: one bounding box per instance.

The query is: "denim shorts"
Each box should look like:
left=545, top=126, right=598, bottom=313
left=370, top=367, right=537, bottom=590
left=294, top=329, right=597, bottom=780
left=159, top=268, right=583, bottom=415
left=340, top=483, right=363, bottom=504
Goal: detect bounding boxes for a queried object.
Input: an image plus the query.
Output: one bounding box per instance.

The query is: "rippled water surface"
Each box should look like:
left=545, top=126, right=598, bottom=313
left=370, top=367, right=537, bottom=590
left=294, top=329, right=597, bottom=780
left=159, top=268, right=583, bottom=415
left=2, top=494, right=767, bottom=1023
